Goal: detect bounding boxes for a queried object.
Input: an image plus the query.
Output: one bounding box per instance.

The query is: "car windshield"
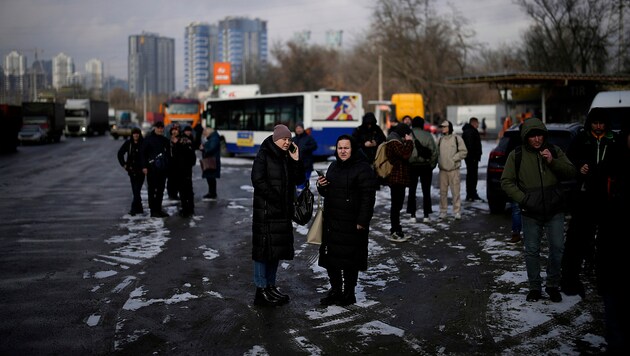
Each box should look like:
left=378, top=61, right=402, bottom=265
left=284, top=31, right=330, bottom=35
left=20, top=125, right=41, bottom=132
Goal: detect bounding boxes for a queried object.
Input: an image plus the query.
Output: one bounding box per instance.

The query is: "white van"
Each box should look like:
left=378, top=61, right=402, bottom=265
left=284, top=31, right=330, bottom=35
left=589, top=90, right=630, bottom=132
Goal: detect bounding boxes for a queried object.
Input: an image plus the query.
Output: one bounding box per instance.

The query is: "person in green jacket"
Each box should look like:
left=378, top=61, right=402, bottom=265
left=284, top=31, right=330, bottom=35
left=501, top=118, right=577, bottom=303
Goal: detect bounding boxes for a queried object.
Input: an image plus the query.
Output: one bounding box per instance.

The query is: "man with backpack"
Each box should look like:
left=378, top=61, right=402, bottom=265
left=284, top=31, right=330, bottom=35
left=436, top=120, right=467, bottom=220
left=383, top=124, right=414, bottom=242
left=407, top=116, right=438, bottom=223
left=501, top=118, right=576, bottom=303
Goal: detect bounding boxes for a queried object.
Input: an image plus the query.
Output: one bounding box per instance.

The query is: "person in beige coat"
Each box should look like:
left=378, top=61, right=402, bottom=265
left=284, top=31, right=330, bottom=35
left=436, top=120, right=468, bottom=220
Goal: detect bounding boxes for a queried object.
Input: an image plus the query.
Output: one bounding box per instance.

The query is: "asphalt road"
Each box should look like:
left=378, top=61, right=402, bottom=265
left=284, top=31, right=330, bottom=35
left=0, top=134, right=607, bottom=355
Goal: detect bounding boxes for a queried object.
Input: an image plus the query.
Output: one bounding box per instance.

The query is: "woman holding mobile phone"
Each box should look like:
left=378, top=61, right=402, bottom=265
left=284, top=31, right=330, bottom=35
left=316, top=134, right=376, bottom=306
left=250, top=124, right=304, bottom=307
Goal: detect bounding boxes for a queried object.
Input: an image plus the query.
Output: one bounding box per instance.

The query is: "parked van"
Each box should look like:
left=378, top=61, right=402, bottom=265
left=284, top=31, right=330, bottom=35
left=589, top=90, right=630, bottom=132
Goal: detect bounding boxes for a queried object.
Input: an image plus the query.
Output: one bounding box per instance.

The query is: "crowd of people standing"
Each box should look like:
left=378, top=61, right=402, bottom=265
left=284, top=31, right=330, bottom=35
left=117, top=120, right=221, bottom=218
left=116, top=112, right=628, bottom=353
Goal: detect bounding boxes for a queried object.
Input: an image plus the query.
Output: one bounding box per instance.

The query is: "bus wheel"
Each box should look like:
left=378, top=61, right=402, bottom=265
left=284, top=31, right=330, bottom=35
left=220, top=138, right=233, bottom=157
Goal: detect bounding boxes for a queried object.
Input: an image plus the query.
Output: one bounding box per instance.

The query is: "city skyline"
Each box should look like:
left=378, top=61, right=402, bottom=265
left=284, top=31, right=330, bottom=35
left=0, top=0, right=531, bottom=92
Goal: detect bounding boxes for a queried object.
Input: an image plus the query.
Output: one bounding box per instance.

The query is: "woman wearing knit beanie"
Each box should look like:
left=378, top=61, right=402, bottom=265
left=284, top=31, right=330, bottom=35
left=250, top=124, right=305, bottom=306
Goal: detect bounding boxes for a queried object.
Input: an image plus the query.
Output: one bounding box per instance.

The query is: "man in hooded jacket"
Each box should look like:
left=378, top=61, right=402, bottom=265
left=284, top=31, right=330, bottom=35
left=561, top=108, right=621, bottom=297
left=352, top=112, right=386, bottom=164
left=501, top=118, right=576, bottom=303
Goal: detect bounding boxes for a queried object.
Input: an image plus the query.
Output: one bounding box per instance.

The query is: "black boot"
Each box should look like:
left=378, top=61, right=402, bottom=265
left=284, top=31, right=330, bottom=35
left=337, top=285, right=356, bottom=306
left=320, top=287, right=343, bottom=306
left=254, top=287, right=282, bottom=307
left=267, top=286, right=289, bottom=303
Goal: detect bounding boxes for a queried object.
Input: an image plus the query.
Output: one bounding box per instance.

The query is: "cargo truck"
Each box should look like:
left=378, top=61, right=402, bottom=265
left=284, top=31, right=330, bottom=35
left=64, top=99, right=109, bottom=136
left=21, top=102, right=66, bottom=143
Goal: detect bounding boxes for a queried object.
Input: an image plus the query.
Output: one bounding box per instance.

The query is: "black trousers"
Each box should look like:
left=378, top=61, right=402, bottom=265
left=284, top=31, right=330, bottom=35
left=407, top=165, right=434, bottom=217
left=167, top=169, right=179, bottom=199
left=390, top=184, right=406, bottom=233
left=562, top=193, right=599, bottom=284
left=147, top=170, right=167, bottom=213
left=327, top=267, right=359, bottom=292
left=129, top=173, right=145, bottom=212
left=206, top=177, right=217, bottom=197
left=465, top=158, right=479, bottom=198
left=178, top=172, right=194, bottom=214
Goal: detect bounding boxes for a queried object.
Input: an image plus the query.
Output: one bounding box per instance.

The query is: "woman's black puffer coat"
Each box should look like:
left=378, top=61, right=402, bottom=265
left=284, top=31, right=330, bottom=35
left=251, top=135, right=305, bottom=262
left=317, top=138, right=376, bottom=271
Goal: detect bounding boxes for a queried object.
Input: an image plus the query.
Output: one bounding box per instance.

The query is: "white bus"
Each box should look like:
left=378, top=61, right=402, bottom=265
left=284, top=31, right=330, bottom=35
left=203, top=91, right=364, bottom=157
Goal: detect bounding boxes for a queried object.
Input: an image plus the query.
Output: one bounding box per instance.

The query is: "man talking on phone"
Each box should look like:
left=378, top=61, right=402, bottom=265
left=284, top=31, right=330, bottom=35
left=500, top=118, right=576, bottom=303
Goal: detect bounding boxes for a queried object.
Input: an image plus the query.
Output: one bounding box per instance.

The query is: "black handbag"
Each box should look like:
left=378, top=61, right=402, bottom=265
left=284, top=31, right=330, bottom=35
left=293, top=181, right=314, bottom=226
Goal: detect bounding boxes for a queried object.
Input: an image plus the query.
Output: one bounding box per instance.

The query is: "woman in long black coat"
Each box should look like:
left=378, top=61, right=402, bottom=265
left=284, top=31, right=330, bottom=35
left=316, top=134, right=376, bottom=306
left=251, top=124, right=304, bottom=307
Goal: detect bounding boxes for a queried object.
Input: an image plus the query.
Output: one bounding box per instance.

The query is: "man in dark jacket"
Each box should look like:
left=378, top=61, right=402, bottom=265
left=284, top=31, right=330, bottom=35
left=117, top=127, right=145, bottom=215
left=462, top=117, right=483, bottom=202
left=561, top=108, right=621, bottom=297
left=352, top=112, right=386, bottom=164
left=292, top=122, right=318, bottom=189
left=171, top=126, right=197, bottom=217
left=501, top=118, right=576, bottom=303
left=142, top=121, right=170, bottom=218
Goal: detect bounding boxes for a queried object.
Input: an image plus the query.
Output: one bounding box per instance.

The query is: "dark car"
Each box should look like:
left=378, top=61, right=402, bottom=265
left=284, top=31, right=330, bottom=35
left=486, top=122, right=582, bottom=214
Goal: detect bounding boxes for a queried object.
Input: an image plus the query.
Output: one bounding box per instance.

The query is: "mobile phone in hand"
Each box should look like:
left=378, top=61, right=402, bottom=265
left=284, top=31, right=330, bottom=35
left=316, top=169, right=324, bottom=177
left=289, top=143, right=297, bottom=154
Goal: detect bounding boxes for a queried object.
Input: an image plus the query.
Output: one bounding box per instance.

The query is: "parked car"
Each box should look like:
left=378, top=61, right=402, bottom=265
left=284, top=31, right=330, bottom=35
left=486, top=122, right=582, bottom=214
left=18, top=124, right=48, bottom=144
left=424, top=122, right=438, bottom=135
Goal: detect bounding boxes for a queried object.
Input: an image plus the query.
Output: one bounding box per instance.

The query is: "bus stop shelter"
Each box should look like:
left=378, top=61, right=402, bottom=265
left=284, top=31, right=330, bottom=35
left=445, top=72, right=630, bottom=123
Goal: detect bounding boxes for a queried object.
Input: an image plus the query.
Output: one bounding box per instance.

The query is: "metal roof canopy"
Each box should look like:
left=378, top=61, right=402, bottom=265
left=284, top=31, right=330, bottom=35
left=445, top=71, right=630, bottom=123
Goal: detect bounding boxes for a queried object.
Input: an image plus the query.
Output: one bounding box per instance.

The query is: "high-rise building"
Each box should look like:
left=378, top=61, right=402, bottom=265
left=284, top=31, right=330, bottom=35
left=184, top=22, right=219, bottom=92
left=85, top=58, right=104, bottom=91
left=52, top=52, right=74, bottom=89
left=4, top=51, right=27, bottom=101
left=217, top=17, right=268, bottom=84
left=128, top=32, right=175, bottom=97
left=32, top=59, right=52, bottom=90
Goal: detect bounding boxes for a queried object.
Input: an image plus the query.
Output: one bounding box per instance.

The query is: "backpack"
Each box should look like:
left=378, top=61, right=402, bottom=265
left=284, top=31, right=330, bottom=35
left=373, top=141, right=393, bottom=178
left=410, top=138, right=432, bottom=164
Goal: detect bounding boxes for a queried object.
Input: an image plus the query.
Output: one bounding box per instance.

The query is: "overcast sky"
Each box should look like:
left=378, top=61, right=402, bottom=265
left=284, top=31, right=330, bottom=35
left=0, top=0, right=531, bottom=92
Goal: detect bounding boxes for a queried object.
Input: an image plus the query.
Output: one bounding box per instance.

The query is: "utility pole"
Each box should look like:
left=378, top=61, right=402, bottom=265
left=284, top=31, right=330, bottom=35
left=378, top=55, right=383, bottom=101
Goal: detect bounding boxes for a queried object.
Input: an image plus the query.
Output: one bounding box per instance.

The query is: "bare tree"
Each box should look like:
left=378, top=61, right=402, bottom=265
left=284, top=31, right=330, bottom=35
left=364, top=0, right=484, bottom=119
left=262, top=40, right=340, bottom=93
left=516, top=0, right=617, bottom=73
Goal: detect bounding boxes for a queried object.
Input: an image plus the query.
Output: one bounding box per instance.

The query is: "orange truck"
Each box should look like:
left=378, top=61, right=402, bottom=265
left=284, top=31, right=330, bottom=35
left=160, top=98, right=202, bottom=128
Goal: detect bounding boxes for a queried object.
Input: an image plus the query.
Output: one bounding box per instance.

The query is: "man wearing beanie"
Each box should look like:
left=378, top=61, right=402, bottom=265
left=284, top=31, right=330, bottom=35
left=250, top=124, right=305, bottom=306
left=292, top=122, right=318, bottom=189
